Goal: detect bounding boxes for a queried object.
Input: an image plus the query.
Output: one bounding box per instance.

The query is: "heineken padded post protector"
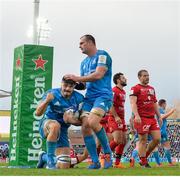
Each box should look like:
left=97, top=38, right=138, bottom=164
left=9, top=45, right=53, bottom=167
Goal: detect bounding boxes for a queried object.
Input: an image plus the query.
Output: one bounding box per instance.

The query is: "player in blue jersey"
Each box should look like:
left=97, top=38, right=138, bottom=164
left=152, top=99, right=176, bottom=166
left=36, top=77, right=84, bottom=169
left=65, top=34, right=113, bottom=169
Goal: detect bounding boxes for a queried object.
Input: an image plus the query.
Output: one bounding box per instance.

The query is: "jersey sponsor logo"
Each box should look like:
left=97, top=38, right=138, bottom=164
left=142, top=124, right=150, bottom=132
left=54, top=101, right=61, bottom=106
left=98, top=55, right=107, bottom=64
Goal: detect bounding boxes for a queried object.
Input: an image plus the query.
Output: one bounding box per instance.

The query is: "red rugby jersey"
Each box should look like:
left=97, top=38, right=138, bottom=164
left=130, top=84, right=157, bottom=118
left=112, top=86, right=126, bottom=119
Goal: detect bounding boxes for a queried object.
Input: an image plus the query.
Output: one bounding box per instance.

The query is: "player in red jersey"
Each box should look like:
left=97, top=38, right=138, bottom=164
left=129, top=69, right=162, bottom=168
left=107, top=73, right=127, bottom=168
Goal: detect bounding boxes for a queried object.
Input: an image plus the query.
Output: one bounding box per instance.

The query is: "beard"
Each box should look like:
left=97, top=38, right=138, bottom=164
left=121, top=82, right=127, bottom=87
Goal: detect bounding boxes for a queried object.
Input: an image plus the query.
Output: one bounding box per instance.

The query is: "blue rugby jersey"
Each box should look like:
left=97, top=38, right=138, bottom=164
left=80, top=50, right=113, bottom=100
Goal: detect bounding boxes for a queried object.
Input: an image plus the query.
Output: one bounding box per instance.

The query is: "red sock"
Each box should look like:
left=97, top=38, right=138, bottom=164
left=140, top=157, right=148, bottom=165
left=115, top=144, right=125, bottom=165
left=115, top=144, right=125, bottom=155
left=146, top=151, right=150, bottom=158
left=110, top=140, right=118, bottom=151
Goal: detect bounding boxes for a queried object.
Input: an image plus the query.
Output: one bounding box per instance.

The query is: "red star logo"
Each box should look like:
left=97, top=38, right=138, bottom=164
left=32, top=55, right=48, bottom=71
left=16, top=57, right=21, bottom=69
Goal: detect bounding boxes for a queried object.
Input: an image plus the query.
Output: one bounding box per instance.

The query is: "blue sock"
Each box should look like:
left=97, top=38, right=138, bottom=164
left=95, top=128, right=112, bottom=155
left=46, top=141, right=57, bottom=161
left=132, top=149, right=138, bottom=159
left=153, top=151, right=161, bottom=165
left=84, top=135, right=99, bottom=163
left=42, top=153, right=48, bottom=163
left=164, top=148, right=172, bottom=163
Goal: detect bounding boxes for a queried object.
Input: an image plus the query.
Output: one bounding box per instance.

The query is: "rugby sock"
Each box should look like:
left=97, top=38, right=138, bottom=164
left=115, top=144, right=124, bottom=164
left=114, top=153, right=121, bottom=165
left=95, top=127, right=112, bottom=155
left=46, top=141, right=57, bottom=163
left=146, top=151, right=151, bottom=158
left=132, top=149, right=138, bottom=159
left=140, top=156, right=148, bottom=165
left=42, top=153, right=48, bottom=163
left=84, top=135, right=99, bottom=163
left=110, top=140, right=118, bottom=151
left=115, top=144, right=124, bottom=155
left=153, top=151, right=161, bottom=165
left=164, top=148, right=172, bottom=163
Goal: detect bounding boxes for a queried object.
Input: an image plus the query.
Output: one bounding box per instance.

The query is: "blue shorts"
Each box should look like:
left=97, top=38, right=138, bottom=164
left=82, top=96, right=112, bottom=113
left=39, top=118, right=70, bottom=148
left=161, top=133, right=168, bottom=144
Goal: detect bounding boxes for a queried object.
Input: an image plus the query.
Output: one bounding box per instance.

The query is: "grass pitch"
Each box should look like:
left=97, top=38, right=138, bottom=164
left=0, top=162, right=179, bottom=176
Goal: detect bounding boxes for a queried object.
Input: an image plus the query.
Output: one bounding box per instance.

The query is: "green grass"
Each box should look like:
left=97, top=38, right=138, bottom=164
left=0, top=162, right=179, bottom=176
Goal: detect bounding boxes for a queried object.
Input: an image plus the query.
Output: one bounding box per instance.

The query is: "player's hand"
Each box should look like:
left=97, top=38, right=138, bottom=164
left=170, top=108, right=176, bottom=114
left=159, top=116, right=163, bottom=127
left=115, top=116, right=122, bottom=124
left=134, top=115, right=141, bottom=124
left=130, top=128, right=136, bottom=135
left=64, top=74, right=80, bottom=82
left=45, top=93, right=54, bottom=103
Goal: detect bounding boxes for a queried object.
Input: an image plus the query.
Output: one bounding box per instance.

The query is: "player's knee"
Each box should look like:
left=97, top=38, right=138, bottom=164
left=153, top=138, right=161, bottom=145
left=139, top=139, right=147, bottom=146
left=114, top=138, right=122, bottom=145
left=49, top=123, right=60, bottom=135
left=81, top=120, right=91, bottom=135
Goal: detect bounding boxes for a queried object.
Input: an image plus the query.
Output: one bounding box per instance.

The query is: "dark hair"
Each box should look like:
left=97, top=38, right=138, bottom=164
left=81, top=34, right=96, bottom=45
left=113, top=72, right=123, bottom=85
left=138, top=69, right=148, bottom=77
left=158, top=99, right=166, bottom=106
left=62, top=76, right=76, bottom=86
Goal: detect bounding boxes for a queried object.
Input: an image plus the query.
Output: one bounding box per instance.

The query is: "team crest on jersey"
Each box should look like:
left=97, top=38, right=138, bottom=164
left=148, top=89, right=154, bottom=95
left=98, top=55, right=107, bottom=64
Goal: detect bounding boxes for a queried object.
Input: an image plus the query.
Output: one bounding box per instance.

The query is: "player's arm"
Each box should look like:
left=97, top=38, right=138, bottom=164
left=161, top=108, right=175, bottom=120
left=63, top=110, right=82, bottom=126
left=154, top=102, right=162, bottom=125
left=36, top=93, right=54, bottom=116
left=130, top=95, right=141, bottom=124
left=65, top=66, right=107, bottom=82
left=110, top=106, right=122, bottom=123
left=129, top=115, right=136, bottom=135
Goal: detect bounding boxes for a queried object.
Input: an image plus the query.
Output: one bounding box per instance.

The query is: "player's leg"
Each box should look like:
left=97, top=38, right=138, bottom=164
left=152, top=146, right=162, bottom=166
left=130, top=141, right=139, bottom=167
left=56, top=125, right=71, bottom=169
left=80, top=108, right=100, bottom=169
left=88, top=109, right=112, bottom=169
left=37, top=119, right=60, bottom=169
left=70, top=147, right=89, bottom=167
left=162, top=138, right=174, bottom=165
left=114, top=124, right=127, bottom=168
left=147, top=130, right=161, bottom=158
left=147, top=118, right=161, bottom=158
left=138, top=133, right=149, bottom=166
